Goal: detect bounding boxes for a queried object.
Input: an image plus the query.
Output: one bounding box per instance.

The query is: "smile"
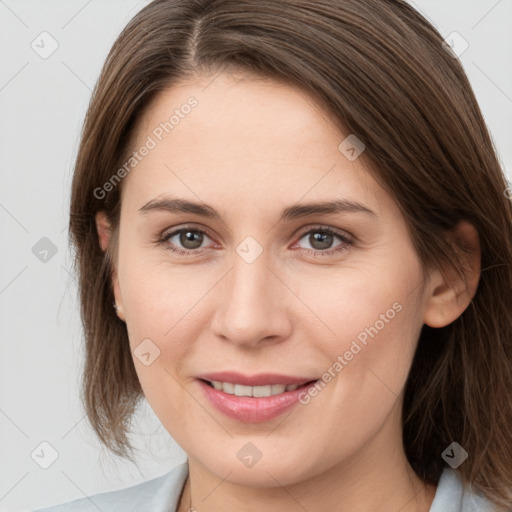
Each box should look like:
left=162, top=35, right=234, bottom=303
left=197, top=377, right=320, bottom=423
left=204, top=380, right=316, bottom=397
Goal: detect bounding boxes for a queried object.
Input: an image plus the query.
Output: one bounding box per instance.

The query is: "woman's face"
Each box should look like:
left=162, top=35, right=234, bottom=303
left=105, top=71, right=433, bottom=486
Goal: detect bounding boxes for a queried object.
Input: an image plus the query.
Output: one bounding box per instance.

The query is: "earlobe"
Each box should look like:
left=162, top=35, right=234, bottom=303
left=113, top=298, right=126, bottom=322
left=112, top=275, right=126, bottom=322
left=423, top=220, right=481, bottom=329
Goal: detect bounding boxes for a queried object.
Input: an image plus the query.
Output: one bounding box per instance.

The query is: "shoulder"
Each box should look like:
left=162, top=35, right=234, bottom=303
left=430, top=468, right=497, bottom=512
left=28, top=462, right=189, bottom=512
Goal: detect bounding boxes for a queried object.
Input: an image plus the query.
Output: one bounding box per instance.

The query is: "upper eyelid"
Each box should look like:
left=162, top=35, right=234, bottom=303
left=161, top=224, right=215, bottom=241
left=297, top=224, right=352, bottom=239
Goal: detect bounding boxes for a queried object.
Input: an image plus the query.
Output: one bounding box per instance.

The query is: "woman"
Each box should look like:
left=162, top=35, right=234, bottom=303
left=33, top=0, right=512, bottom=510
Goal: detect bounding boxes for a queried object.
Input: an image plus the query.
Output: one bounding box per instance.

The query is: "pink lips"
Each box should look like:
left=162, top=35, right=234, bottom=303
left=196, top=371, right=318, bottom=423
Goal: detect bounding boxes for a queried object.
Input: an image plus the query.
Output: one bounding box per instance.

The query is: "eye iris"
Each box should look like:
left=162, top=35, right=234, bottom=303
left=180, top=230, right=203, bottom=249
left=310, top=232, right=333, bottom=250
left=172, top=230, right=339, bottom=251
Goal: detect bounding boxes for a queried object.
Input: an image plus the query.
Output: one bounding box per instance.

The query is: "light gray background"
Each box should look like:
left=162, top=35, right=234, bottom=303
left=1, top=1, right=511, bottom=511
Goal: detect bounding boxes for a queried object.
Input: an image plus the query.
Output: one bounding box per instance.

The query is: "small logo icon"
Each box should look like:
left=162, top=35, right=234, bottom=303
left=237, top=442, right=263, bottom=468
left=236, top=236, right=263, bottom=264
left=442, top=32, right=469, bottom=58
left=31, top=31, right=59, bottom=59
left=31, top=441, right=59, bottom=469
left=441, top=442, right=468, bottom=468
left=32, top=237, right=58, bottom=263
left=504, top=180, right=512, bottom=200
left=133, top=338, right=161, bottom=366
left=338, top=134, right=366, bottom=161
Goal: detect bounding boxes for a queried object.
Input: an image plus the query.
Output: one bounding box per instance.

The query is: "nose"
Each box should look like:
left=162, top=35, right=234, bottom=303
left=210, top=250, right=293, bottom=349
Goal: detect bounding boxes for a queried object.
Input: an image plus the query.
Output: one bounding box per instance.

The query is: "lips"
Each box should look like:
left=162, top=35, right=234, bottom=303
left=196, top=371, right=320, bottom=423
left=198, top=379, right=317, bottom=423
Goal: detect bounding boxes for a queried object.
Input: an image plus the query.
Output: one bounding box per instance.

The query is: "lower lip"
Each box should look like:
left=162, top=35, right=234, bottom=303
left=197, top=379, right=319, bottom=423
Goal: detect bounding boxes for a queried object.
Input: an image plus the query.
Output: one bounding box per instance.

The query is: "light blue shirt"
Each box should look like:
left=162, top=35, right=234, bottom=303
left=31, top=461, right=496, bottom=511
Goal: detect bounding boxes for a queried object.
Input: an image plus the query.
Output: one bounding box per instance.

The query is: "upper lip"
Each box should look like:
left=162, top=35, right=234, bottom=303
left=197, top=371, right=318, bottom=387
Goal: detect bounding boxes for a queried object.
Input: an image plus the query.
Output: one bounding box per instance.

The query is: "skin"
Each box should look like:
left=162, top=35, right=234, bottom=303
left=96, top=71, right=480, bottom=512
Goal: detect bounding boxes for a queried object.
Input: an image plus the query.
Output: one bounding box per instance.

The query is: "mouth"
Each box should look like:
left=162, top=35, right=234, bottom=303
left=199, top=378, right=319, bottom=397
left=197, top=377, right=320, bottom=423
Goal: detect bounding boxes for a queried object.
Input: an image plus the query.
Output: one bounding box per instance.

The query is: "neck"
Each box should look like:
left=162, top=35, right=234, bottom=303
left=177, top=406, right=437, bottom=512
left=178, top=455, right=436, bottom=512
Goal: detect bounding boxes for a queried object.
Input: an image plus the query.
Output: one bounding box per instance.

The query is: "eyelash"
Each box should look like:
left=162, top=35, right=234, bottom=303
left=156, top=224, right=353, bottom=257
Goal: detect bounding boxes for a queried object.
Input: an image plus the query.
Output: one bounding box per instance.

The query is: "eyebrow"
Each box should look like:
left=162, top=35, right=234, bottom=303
left=138, top=197, right=377, bottom=221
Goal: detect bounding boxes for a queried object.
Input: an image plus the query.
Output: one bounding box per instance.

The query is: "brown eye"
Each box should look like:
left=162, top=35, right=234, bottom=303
left=178, top=230, right=204, bottom=250
left=308, top=231, right=335, bottom=250
left=293, top=226, right=353, bottom=256
left=159, top=227, right=213, bottom=254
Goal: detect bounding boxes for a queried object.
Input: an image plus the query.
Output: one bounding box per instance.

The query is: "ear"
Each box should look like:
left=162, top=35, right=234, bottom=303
left=423, top=220, right=481, bottom=328
left=95, top=211, right=126, bottom=322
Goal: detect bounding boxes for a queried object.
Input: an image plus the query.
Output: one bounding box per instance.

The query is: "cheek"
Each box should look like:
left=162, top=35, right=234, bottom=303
left=119, top=250, right=212, bottom=338
left=301, top=286, right=420, bottom=454
left=295, top=262, right=413, bottom=346
left=116, top=258, right=185, bottom=377
left=299, top=257, right=422, bottom=399
left=122, top=280, right=197, bottom=434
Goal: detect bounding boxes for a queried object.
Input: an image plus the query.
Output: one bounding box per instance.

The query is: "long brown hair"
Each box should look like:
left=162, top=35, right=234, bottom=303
left=69, top=0, right=512, bottom=507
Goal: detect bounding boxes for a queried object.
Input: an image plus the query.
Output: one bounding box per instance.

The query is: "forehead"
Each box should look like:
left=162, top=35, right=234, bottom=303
left=135, top=72, right=340, bottom=153
left=121, top=72, right=387, bottom=218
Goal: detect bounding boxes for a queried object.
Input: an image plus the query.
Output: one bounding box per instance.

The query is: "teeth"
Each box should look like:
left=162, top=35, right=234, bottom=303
left=234, top=384, right=253, bottom=396
left=209, top=381, right=303, bottom=397
left=222, top=382, right=235, bottom=394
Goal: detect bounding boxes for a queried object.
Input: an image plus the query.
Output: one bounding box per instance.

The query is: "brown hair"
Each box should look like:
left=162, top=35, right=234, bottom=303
left=69, top=0, right=512, bottom=507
